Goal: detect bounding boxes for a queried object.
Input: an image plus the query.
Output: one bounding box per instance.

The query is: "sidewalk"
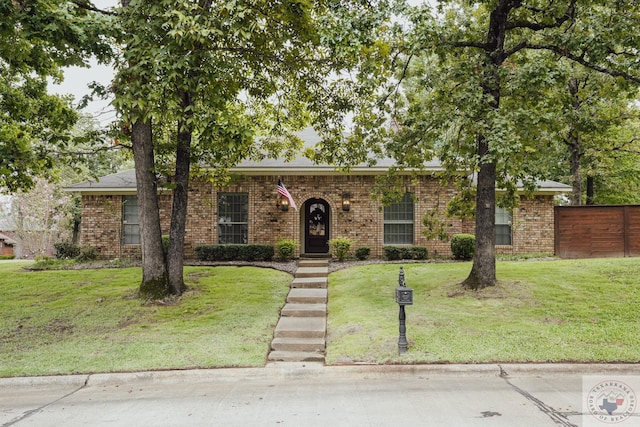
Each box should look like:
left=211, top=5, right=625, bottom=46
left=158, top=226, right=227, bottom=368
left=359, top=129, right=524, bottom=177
left=2, top=363, right=640, bottom=427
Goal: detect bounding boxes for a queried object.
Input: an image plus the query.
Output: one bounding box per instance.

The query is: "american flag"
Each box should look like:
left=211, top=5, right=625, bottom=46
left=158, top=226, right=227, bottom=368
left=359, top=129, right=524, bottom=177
left=277, top=179, right=298, bottom=211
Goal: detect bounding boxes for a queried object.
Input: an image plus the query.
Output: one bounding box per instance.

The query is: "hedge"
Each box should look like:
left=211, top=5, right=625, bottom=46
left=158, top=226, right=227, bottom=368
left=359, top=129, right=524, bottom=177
left=383, top=246, right=428, bottom=260
left=194, top=244, right=274, bottom=262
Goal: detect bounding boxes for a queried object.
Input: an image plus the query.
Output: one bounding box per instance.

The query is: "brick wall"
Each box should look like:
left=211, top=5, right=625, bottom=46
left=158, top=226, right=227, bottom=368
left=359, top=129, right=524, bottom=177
left=79, top=175, right=556, bottom=259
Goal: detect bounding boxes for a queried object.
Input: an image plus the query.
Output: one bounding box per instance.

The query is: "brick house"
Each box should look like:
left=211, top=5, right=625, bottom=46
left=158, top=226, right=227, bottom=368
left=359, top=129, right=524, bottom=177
left=66, top=129, right=569, bottom=260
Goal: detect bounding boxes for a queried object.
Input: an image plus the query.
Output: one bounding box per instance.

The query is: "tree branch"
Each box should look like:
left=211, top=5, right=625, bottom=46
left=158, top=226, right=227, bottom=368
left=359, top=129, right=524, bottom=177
left=378, top=53, right=414, bottom=106
left=524, top=43, right=640, bottom=84
left=444, top=37, right=490, bottom=51
left=71, top=0, right=117, bottom=16
left=506, top=0, right=576, bottom=31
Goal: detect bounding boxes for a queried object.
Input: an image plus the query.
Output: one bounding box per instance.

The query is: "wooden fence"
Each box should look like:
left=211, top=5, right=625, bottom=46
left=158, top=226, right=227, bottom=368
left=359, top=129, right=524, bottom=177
left=554, top=205, right=640, bottom=258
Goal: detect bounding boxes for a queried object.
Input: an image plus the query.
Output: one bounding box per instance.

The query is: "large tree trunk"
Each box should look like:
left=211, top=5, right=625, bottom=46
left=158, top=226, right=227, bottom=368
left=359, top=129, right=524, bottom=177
left=462, top=1, right=508, bottom=289
left=586, top=175, right=595, bottom=205
left=463, top=135, right=497, bottom=289
left=166, top=89, right=192, bottom=295
left=132, top=120, right=170, bottom=299
left=568, top=136, right=582, bottom=205
left=568, top=78, right=583, bottom=205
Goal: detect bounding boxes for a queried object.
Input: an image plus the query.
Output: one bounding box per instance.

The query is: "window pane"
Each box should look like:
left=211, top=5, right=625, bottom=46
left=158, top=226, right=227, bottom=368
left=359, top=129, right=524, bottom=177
left=218, top=193, right=248, bottom=244
left=122, top=196, right=140, bottom=245
left=384, top=224, right=414, bottom=245
left=383, top=193, right=414, bottom=222
left=219, top=194, right=248, bottom=223
left=123, top=224, right=140, bottom=245
left=218, top=224, right=248, bottom=244
left=383, top=193, right=414, bottom=245
left=495, top=224, right=511, bottom=245
left=495, top=207, right=512, bottom=245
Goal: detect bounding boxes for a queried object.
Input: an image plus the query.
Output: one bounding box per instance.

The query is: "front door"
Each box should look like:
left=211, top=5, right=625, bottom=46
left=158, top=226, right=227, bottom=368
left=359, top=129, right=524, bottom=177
left=305, top=198, right=330, bottom=253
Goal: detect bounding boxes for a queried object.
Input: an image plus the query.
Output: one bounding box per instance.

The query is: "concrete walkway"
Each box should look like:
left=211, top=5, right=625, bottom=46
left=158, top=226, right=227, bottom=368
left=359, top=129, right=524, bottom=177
left=268, top=258, right=329, bottom=362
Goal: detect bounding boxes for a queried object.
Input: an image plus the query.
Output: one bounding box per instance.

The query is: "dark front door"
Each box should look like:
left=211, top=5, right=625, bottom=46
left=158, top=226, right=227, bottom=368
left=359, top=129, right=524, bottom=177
left=305, top=198, right=330, bottom=253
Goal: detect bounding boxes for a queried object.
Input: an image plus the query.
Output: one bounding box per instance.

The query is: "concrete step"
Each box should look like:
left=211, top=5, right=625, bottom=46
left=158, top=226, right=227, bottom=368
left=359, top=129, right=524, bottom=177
left=274, top=316, right=326, bottom=339
left=298, top=259, right=329, bottom=268
left=295, top=266, right=328, bottom=279
left=291, top=277, right=327, bottom=289
left=287, top=288, right=327, bottom=304
left=271, top=337, right=325, bottom=352
left=281, top=303, right=326, bottom=317
left=267, top=350, right=325, bottom=362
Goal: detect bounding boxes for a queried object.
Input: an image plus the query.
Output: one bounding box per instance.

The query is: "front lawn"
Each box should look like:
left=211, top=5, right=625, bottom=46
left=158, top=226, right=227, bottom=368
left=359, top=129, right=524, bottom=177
left=2, top=257, right=639, bottom=377
left=0, top=262, right=290, bottom=377
left=327, top=257, right=640, bottom=364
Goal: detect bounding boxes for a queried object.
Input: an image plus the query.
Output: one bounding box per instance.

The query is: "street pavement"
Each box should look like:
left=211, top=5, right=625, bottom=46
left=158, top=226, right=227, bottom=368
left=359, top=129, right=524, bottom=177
left=1, top=363, right=640, bottom=427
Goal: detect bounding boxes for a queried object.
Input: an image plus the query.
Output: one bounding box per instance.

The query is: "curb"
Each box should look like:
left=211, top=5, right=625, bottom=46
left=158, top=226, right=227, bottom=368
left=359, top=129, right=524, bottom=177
left=3, top=363, right=640, bottom=388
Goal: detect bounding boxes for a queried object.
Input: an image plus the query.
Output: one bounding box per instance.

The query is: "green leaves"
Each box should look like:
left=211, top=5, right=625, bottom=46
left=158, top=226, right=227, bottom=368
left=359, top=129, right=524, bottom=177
left=0, top=0, right=113, bottom=191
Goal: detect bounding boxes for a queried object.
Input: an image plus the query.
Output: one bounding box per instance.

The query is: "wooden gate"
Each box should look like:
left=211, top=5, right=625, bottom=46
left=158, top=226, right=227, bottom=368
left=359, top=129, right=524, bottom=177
left=554, top=205, right=640, bottom=258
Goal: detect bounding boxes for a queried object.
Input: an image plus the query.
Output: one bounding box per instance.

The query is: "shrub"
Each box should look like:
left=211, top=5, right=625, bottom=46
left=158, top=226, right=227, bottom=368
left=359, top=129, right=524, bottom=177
left=30, top=256, right=74, bottom=270
left=54, top=242, right=81, bottom=259
left=194, top=244, right=274, bottom=261
left=237, top=244, right=274, bottom=261
left=329, top=237, right=353, bottom=261
left=451, top=234, right=475, bottom=260
left=76, top=246, right=97, bottom=262
left=384, top=246, right=428, bottom=260
left=384, top=246, right=403, bottom=260
left=54, top=242, right=97, bottom=262
left=0, top=254, right=15, bottom=260
left=355, top=247, right=371, bottom=261
left=411, top=246, right=428, bottom=260
left=276, top=240, right=297, bottom=261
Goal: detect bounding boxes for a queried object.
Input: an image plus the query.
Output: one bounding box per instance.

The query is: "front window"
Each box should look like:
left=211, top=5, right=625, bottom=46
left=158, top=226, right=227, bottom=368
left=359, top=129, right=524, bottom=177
left=384, top=193, right=414, bottom=245
left=122, top=195, right=140, bottom=245
left=495, top=206, right=512, bottom=245
left=218, top=193, right=248, bottom=244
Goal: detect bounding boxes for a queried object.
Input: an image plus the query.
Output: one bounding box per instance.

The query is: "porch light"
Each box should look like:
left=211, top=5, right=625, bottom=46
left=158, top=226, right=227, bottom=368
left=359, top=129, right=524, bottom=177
left=341, top=192, right=351, bottom=212
left=278, top=195, right=289, bottom=211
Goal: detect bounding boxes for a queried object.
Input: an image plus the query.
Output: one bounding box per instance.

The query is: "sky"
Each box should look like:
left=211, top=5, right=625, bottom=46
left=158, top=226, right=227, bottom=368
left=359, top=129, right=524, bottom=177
left=49, top=0, right=118, bottom=127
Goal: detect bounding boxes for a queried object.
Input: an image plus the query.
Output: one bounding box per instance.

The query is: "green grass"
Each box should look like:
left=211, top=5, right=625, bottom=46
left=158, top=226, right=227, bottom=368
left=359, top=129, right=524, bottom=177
left=2, top=257, right=640, bottom=377
left=0, top=261, right=290, bottom=377
left=326, top=258, right=640, bottom=364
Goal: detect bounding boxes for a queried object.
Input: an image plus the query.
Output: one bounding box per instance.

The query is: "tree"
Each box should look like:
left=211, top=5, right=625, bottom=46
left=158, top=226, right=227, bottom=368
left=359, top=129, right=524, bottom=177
left=112, top=0, right=394, bottom=298
left=1, top=177, right=73, bottom=258
left=0, top=0, right=112, bottom=192
left=542, top=63, right=640, bottom=205
left=378, top=1, right=640, bottom=289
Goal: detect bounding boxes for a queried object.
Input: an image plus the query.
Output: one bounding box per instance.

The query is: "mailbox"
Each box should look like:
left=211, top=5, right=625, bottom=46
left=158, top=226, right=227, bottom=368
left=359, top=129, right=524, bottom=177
left=396, top=286, right=413, bottom=305
left=395, top=267, right=413, bottom=305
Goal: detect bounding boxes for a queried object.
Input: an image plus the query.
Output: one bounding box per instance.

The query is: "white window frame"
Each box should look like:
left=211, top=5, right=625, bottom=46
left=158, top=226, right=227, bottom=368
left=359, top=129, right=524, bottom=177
left=122, top=195, right=140, bottom=245
left=217, top=193, right=249, bottom=244
left=495, top=206, right=512, bottom=246
left=383, top=193, right=414, bottom=245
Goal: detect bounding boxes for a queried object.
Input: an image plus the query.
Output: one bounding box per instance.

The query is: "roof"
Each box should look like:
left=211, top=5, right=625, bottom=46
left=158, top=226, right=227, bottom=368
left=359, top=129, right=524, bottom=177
left=232, top=128, right=442, bottom=175
left=65, top=128, right=570, bottom=194
left=0, top=232, right=17, bottom=246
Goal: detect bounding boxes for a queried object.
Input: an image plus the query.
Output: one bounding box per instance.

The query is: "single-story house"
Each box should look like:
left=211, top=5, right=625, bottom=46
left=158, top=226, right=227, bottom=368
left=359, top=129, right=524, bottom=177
left=66, top=129, right=570, bottom=260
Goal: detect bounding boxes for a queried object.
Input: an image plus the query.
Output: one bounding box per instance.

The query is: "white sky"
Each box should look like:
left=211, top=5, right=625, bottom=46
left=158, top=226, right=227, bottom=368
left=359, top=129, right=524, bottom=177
left=49, top=0, right=118, bottom=126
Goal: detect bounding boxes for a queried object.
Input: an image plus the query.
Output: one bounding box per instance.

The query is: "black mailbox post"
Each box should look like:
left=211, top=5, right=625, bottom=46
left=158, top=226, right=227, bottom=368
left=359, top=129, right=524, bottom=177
left=395, top=267, right=413, bottom=354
